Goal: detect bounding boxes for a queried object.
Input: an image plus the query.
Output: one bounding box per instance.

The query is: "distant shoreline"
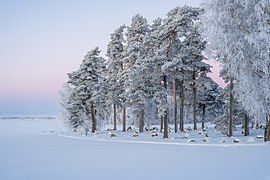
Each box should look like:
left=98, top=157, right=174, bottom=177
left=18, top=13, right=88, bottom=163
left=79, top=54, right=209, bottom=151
left=0, top=116, right=57, bottom=120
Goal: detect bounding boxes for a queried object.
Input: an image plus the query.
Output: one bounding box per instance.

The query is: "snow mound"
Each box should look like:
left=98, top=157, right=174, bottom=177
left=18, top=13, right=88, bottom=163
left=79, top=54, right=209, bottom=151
left=232, top=138, right=241, bottom=143
left=186, top=139, right=196, bottom=143
left=109, top=132, right=116, bottom=138
left=256, top=135, right=264, bottom=139
left=203, top=138, right=210, bottom=143
left=247, top=137, right=255, bottom=143
left=184, top=133, right=190, bottom=137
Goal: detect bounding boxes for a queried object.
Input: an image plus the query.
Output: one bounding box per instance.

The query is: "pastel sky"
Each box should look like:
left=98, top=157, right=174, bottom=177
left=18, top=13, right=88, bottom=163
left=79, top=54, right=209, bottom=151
left=0, top=0, right=225, bottom=116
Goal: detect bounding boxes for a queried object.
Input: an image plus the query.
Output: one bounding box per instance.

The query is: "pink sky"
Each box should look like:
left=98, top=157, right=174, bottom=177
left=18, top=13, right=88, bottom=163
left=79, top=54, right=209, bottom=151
left=0, top=0, right=226, bottom=115
left=207, top=61, right=226, bottom=88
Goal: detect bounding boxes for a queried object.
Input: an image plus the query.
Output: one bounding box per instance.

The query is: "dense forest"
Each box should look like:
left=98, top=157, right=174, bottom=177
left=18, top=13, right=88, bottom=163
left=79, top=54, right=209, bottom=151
left=60, top=1, right=270, bottom=141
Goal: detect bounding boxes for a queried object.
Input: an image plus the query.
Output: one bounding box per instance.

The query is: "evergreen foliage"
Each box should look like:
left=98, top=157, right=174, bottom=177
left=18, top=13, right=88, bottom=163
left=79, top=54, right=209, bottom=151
left=58, top=4, right=268, bottom=139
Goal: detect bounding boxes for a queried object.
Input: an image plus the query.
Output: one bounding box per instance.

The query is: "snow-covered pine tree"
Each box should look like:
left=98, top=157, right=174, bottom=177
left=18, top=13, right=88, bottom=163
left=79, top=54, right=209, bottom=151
left=220, top=69, right=235, bottom=137
left=160, top=6, right=209, bottom=134
left=68, top=47, right=106, bottom=133
left=121, top=14, right=150, bottom=132
left=59, top=83, right=74, bottom=128
left=158, top=7, right=186, bottom=136
left=67, top=92, right=87, bottom=132
left=182, top=26, right=210, bottom=131
left=142, top=18, right=168, bottom=132
left=127, top=28, right=162, bottom=132
left=106, top=25, right=126, bottom=130
left=213, top=84, right=247, bottom=136
left=59, top=83, right=85, bottom=131
left=213, top=87, right=233, bottom=136
left=91, top=55, right=109, bottom=131
left=196, top=72, right=224, bottom=129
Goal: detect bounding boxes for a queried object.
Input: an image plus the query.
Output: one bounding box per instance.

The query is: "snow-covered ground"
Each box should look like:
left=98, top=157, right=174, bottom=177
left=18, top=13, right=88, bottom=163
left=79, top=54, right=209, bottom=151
left=0, top=118, right=269, bottom=180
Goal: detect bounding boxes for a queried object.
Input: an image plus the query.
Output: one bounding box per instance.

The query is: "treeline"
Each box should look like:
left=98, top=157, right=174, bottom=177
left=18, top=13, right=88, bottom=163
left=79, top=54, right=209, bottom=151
left=59, top=3, right=270, bottom=141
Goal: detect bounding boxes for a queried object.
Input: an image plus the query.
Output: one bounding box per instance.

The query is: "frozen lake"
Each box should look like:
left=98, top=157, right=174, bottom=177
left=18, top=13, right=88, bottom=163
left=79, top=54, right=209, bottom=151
left=0, top=118, right=269, bottom=180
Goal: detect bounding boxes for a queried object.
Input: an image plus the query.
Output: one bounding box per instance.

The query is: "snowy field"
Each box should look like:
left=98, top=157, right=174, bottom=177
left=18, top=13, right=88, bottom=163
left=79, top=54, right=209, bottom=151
left=0, top=118, right=270, bottom=180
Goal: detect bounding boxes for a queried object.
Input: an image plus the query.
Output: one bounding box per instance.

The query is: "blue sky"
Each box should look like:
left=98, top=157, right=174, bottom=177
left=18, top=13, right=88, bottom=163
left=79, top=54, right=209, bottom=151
left=0, top=0, right=224, bottom=116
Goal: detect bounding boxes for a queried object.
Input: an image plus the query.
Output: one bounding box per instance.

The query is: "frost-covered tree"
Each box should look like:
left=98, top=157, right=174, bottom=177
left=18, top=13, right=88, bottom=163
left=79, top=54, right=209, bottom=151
left=59, top=83, right=84, bottom=130
left=181, top=26, right=210, bottom=131
left=68, top=47, right=106, bottom=133
left=92, top=58, right=109, bottom=130
left=196, top=72, right=224, bottom=129
left=142, top=18, right=167, bottom=131
left=213, top=87, right=235, bottom=136
left=201, top=0, right=270, bottom=139
left=160, top=6, right=209, bottom=134
left=106, top=25, right=126, bottom=130
left=122, top=14, right=150, bottom=132
left=213, top=85, right=247, bottom=136
left=59, top=83, right=73, bottom=127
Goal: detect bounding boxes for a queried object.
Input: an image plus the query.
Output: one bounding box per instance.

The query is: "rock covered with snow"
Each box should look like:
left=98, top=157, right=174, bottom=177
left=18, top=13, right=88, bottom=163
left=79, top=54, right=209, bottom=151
left=186, top=139, right=196, bottom=143
left=203, top=138, right=209, bottom=143
left=247, top=137, right=255, bottom=143
left=232, top=138, right=241, bottom=143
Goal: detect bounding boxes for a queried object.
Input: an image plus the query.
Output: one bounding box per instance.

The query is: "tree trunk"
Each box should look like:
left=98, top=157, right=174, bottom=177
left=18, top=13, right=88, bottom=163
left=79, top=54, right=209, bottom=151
left=192, top=72, right=197, bottom=131
left=244, top=113, right=249, bottom=136
left=160, top=116, right=163, bottom=133
left=122, top=97, right=126, bottom=132
left=228, top=80, right=233, bottom=137
left=164, top=111, right=168, bottom=138
left=139, top=109, right=144, bottom=133
left=139, top=111, right=142, bottom=133
left=142, top=109, right=144, bottom=132
left=265, top=114, right=270, bottom=142
left=113, top=102, right=117, bottom=130
left=254, top=117, right=259, bottom=129
left=163, top=75, right=168, bottom=139
left=173, top=70, right=177, bottom=133
left=265, top=122, right=270, bottom=142
left=179, top=80, right=184, bottom=132
left=91, top=102, right=96, bottom=133
left=202, top=103, right=206, bottom=130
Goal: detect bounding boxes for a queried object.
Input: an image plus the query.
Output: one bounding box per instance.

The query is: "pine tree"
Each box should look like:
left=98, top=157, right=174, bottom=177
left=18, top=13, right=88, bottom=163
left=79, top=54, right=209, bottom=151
left=67, top=47, right=106, bottom=133
left=65, top=71, right=86, bottom=130
left=66, top=91, right=84, bottom=130
left=196, top=72, right=224, bottom=129
left=160, top=6, right=209, bottom=133
left=106, top=25, right=126, bottom=130
left=59, top=83, right=75, bottom=128
left=122, top=14, right=150, bottom=131
left=143, top=18, right=166, bottom=132
left=213, top=84, right=247, bottom=136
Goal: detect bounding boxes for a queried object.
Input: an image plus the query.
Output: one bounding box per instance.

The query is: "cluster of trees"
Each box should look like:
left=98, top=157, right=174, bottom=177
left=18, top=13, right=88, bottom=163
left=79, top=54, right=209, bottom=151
left=60, top=3, right=270, bottom=141
left=201, top=0, right=270, bottom=141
